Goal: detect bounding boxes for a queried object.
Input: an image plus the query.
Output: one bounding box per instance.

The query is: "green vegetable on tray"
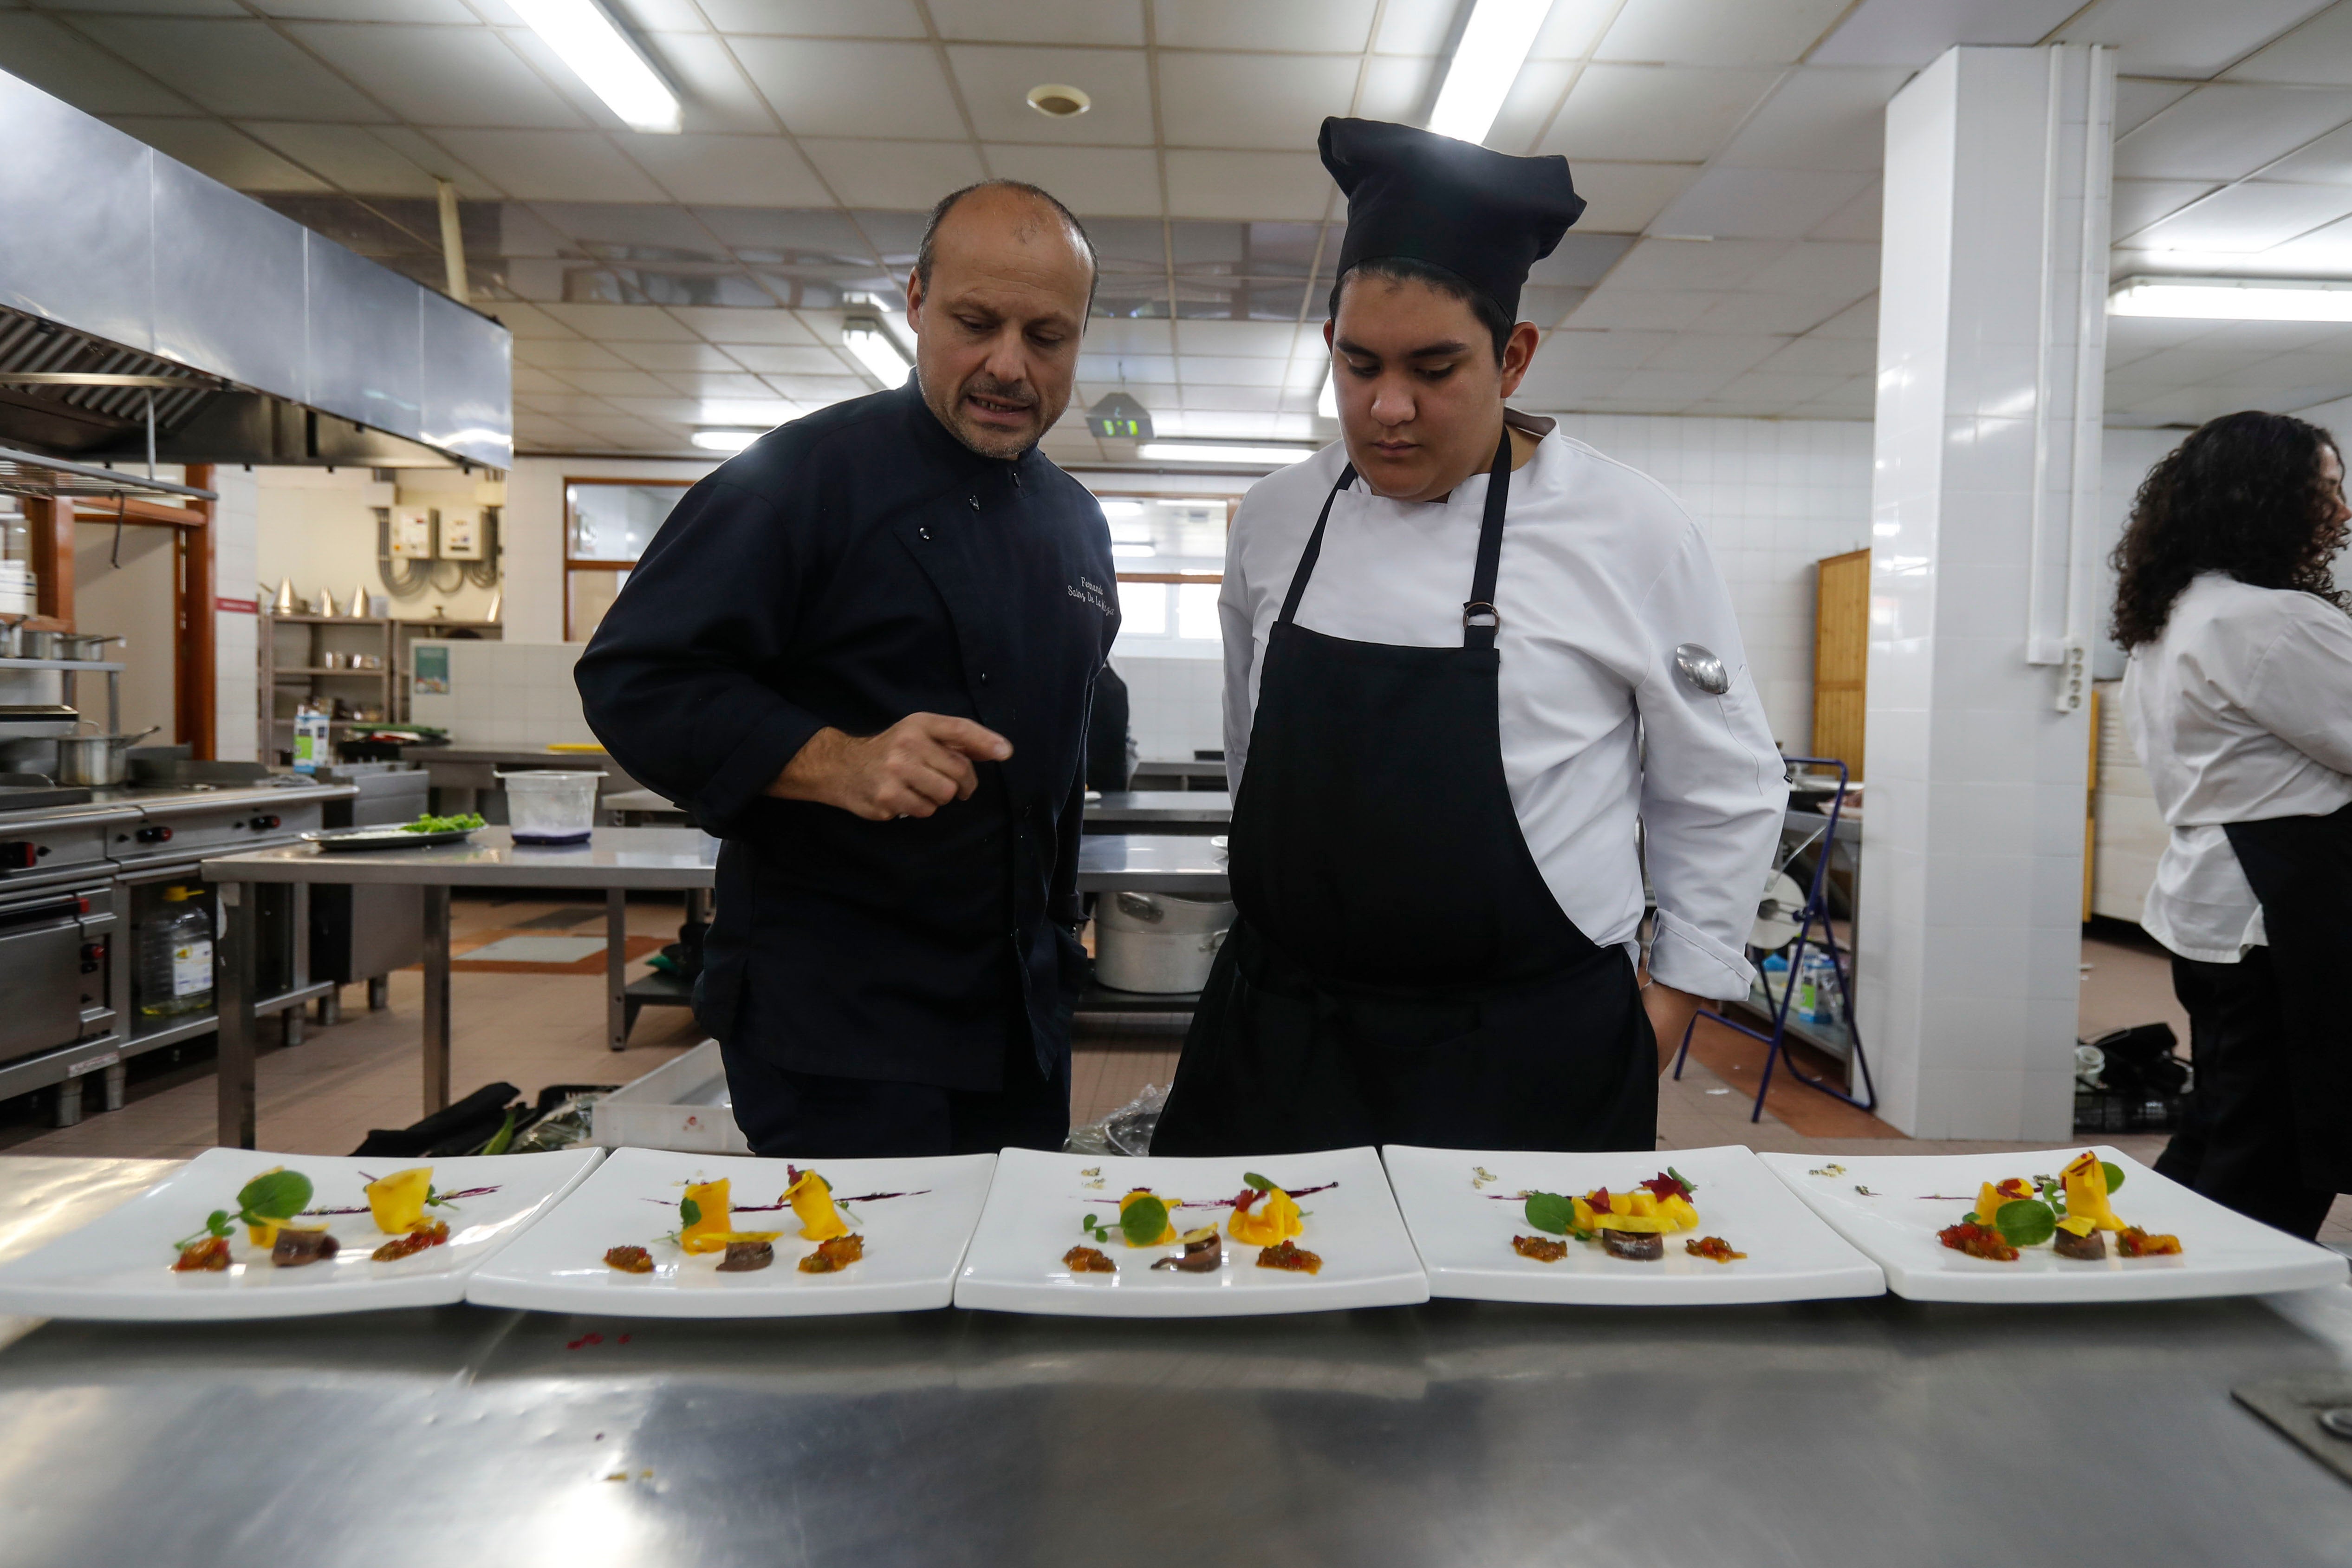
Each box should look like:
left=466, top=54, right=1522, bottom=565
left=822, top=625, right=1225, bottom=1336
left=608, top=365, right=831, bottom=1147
left=403, top=812, right=486, bottom=834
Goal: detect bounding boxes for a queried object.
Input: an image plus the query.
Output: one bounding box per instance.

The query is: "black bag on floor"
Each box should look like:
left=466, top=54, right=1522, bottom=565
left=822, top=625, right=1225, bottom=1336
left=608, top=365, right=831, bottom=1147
left=351, top=1081, right=522, bottom=1158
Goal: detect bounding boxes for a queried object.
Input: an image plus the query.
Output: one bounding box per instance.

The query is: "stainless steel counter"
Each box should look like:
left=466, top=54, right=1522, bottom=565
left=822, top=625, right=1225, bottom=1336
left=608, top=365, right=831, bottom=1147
left=1077, top=832, right=1229, bottom=896
left=1085, top=790, right=1232, bottom=832
left=0, top=1153, right=2347, bottom=1566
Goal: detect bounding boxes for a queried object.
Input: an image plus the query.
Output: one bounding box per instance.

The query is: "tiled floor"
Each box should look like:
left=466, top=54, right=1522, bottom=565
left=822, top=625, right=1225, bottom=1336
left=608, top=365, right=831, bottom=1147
left=6, top=897, right=2343, bottom=1248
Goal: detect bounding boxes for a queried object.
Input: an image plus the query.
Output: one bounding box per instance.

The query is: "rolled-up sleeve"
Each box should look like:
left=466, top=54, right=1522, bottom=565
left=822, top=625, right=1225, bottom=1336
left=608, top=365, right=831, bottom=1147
left=1220, top=545, right=1257, bottom=793
left=1634, top=526, right=1789, bottom=999
left=575, top=479, right=828, bottom=837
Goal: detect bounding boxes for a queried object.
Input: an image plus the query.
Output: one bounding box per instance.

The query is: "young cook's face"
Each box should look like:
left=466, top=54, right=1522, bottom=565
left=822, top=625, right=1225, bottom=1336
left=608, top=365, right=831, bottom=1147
left=1326, top=274, right=1533, bottom=503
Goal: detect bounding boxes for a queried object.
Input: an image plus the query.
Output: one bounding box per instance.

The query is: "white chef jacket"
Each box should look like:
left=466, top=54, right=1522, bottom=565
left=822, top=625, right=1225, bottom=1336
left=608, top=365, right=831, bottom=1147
left=2121, top=571, right=2352, bottom=963
left=1220, top=417, right=1789, bottom=1002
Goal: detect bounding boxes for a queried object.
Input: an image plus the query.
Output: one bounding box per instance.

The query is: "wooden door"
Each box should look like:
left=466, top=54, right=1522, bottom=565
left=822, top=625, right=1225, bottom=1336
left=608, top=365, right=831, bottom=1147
left=1813, top=548, right=1869, bottom=774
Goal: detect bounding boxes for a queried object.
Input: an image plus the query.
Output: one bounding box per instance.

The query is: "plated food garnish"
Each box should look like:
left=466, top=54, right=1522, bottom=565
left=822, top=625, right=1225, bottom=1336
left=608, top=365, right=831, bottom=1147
left=1934, top=1151, right=2180, bottom=1263
left=603, top=1245, right=654, bottom=1274
left=1256, top=1239, right=1321, bottom=1275
left=718, top=1240, right=774, bottom=1273
left=1684, top=1236, right=1747, bottom=1264
left=171, top=1167, right=321, bottom=1269
left=1514, top=1169, right=1731, bottom=1264
left=1512, top=1235, right=1567, bottom=1262
left=1073, top=1171, right=1332, bottom=1278
left=1151, top=1227, right=1223, bottom=1272
left=172, top=1236, right=231, bottom=1273
left=370, top=1221, right=450, bottom=1262
left=1063, top=1245, right=1116, bottom=1274
left=799, top=1235, right=863, bottom=1274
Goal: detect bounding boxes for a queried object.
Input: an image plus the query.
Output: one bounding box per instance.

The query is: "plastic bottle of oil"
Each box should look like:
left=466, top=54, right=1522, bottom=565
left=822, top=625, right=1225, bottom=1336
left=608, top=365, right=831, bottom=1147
left=139, top=885, right=214, bottom=1020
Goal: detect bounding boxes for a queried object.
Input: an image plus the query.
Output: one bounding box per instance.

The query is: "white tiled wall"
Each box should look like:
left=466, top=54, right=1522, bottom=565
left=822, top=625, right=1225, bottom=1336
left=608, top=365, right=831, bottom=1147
left=1109, top=651, right=1225, bottom=764
left=407, top=640, right=596, bottom=746
left=210, top=467, right=260, bottom=762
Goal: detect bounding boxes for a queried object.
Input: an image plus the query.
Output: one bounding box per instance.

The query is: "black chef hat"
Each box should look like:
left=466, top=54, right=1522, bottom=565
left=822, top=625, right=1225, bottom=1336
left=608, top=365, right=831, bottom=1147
left=1319, top=117, right=1584, bottom=322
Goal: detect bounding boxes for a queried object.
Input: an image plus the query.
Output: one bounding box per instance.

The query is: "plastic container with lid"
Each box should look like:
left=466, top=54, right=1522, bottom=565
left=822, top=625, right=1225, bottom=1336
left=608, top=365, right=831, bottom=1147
left=496, top=769, right=601, bottom=844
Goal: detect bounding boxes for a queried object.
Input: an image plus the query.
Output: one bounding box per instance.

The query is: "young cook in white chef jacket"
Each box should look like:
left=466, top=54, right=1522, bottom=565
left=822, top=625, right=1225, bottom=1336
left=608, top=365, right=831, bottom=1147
left=1153, top=119, right=1788, bottom=1158
left=2117, top=410, right=2352, bottom=1240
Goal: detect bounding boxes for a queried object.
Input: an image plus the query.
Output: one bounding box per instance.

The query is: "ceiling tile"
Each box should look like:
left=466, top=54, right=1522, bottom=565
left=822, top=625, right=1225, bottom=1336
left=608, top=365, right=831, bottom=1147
left=2228, top=4, right=2352, bottom=84
left=1650, top=166, right=1875, bottom=239
left=1529, top=232, right=1638, bottom=286
left=1705, top=370, right=1849, bottom=406
left=1599, top=236, right=1793, bottom=291
left=759, top=373, right=870, bottom=401
left=0, top=12, right=201, bottom=115
left=515, top=340, right=631, bottom=372
left=1609, top=367, right=1741, bottom=406
left=651, top=370, right=771, bottom=397
left=1689, top=290, right=1857, bottom=333
left=1372, top=0, right=1459, bottom=55
left=630, top=134, right=832, bottom=206
left=515, top=392, right=620, bottom=415
left=1810, top=0, right=2079, bottom=67
left=1564, top=288, right=1722, bottom=330
left=1079, top=352, right=1176, bottom=382
left=1640, top=332, right=1784, bottom=374
left=67, top=16, right=390, bottom=119
left=1807, top=296, right=1878, bottom=338
left=484, top=301, right=578, bottom=339
left=1716, top=66, right=1912, bottom=171
left=539, top=303, right=703, bottom=341
left=729, top=39, right=966, bottom=139
left=364, top=124, right=502, bottom=195
left=637, top=33, right=787, bottom=135
left=984, top=145, right=1163, bottom=217
left=2114, top=78, right=2197, bottom=136
left=1176, top=356, right=1287, bottom=387
left=2132, top=179, right=2352, bottom=253
left=799, top=138, right=988, bottom=208
left=698, top=0, right=925, bottom=36
left=2257, top=119, right=2352, bottom=182
left=1514, top=364, right=1633, bottom=406
left=32, top=0, right=244, bottom=13
left=1595, top=0, right=1856, bottom=66
left=2054, top=0, right=2333, bottom=79
left=1152, top=0, right=1378, bottom=53
left=426, top=130, right=668, bottom=201
left=611, top=342, right=751, bottom=372
left=604, top=0, right=714, bottom=29
left=1355, top=53, right=1440, bottom=124
left=104, top=116, right=331, bottom=190
left=284, top=23, right=584, bottom=128
left=601, top=396, right=707, bottom=421
left=1753, top=334, right=1877, bottom=376
left=1806, top=178, right=1881, bottom=241
left=2113, top=84, right=2352, bottom=182
left=237, top=121, right=440, bottom=195
left=1484, top=58, right=1575, bottom=153
left=510, top=364, right=574, bottom=394
left=670, top=305, right=822, bottom=344
left=1163, top=150, right=1332, bottom=220
left=721, top=344, right=853, bottom=374
left=1157, top=51, right=1364, bottom=150
left=930, top=0, right=1145, bottom=46
left=949, top=45, right=1155, bottom=144
left=1529, top=0, right=1622, bottom=60
left=1082, top=319, right=1176, bottom=355
left=1541, top=65, right=1782, bottom=162
left=1179, top=384, right=1283, bottom=411
left=1742, top=239, right=1880, bottom=297
left=1173, top=319, right=1305, bottom=357
left=1566, top=161, right=1703, bottom=232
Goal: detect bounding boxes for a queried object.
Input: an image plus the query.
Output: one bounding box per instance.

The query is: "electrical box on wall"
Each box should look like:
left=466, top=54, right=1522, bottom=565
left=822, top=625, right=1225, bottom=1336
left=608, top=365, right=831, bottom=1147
left=439, top=507, right=486, bottom=561
left=389, top=507, right=435, bottom=560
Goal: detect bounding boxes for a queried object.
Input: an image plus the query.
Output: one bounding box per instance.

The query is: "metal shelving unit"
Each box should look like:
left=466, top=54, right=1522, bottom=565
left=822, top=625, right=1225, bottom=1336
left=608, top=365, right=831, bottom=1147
left=260, top=612, right=396, bottom=764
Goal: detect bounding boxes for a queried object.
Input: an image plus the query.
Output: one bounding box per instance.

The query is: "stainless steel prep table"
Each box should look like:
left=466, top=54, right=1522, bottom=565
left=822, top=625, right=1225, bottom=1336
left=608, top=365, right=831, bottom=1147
left=201, top=827, right=720, bottom=1148
left=1084, top=789, right=1232, bottom=833
left=0, top=1158, right=2349, bottom=1568
left=397, top=745, right=650, bottom=819
left=1076, top=832, right=1230, bottom=897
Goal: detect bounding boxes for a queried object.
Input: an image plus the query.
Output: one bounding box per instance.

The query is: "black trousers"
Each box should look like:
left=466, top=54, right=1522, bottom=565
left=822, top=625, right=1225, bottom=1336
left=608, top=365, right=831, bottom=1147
left=717, top=983, right=1071, bottom=1159
left=2156, top=949, right=2339, bottom=1241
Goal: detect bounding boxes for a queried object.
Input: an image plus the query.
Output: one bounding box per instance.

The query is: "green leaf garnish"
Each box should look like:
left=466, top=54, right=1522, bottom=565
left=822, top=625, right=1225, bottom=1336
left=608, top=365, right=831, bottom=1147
left=1241, top=1172, right=1272, bottom=1193
left=207, top=1209, right=233, bottom=1238
left=1993, top=1199, right=2057, bottom=1248
left=1524, top=1191, right=1577, bottom=1236
left=1118, top=1195, right=1169, bottom=1248
left=2100, top=1162, right=2124, bottom=1194
left=679, top=1197, right=702, bottom=1227
left=404, top=812, right=487, bottom=834
left=236, top=1170, right=312, bottom=1223
left=1665, top=1166, right=1697, bottom=1197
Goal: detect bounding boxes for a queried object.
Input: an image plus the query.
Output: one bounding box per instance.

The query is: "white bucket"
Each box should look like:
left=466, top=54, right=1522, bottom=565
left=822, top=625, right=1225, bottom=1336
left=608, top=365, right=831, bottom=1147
left=496, top=768, right=601, bottom=844
left=1094, top=890, right=1235, bottom=994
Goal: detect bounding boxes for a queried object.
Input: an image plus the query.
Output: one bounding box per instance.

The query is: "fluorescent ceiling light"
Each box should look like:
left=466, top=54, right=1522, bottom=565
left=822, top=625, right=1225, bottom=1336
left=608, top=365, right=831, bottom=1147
left=505, top=0, right=680, bottom=134
left=1426, top=0, right=1553, bottom=146
left=691, top=429, right=760, bottom=452
left=842, top=315, right=912, bottom=385
left=1137, top=442, right=1316, bottom=466
left=2109, top=275, right=2352, bottom=322
left=1098, top=499, right=1144, bottom=517
left=1317, top=368, right=1338, bottom=420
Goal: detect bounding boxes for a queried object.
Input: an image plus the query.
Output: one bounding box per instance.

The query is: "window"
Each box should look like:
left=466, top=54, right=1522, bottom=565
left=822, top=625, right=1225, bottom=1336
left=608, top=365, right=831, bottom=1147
left=1095, top=493, right=1238, bottom=659
left=564, top=480, right=691, bottom=640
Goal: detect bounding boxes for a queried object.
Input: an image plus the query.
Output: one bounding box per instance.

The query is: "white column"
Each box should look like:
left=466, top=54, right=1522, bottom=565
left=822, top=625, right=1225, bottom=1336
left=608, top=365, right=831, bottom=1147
left=1858, top=45, right=2114, bottom=1140
left=210, top=465, right=260, bottom=762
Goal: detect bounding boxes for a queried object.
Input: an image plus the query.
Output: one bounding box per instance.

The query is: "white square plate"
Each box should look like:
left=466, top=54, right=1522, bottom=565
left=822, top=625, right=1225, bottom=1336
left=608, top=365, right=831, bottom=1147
left=0, top=1146, right=603, bottom=1321
left=465, top=1147, right=996, bottom=1317
left=1758, top=1145, right=2350, bottom=1302
left=954, top=1146, right=1428, bottom=1317
left=1382, top=1144, right=1884, bottom=1306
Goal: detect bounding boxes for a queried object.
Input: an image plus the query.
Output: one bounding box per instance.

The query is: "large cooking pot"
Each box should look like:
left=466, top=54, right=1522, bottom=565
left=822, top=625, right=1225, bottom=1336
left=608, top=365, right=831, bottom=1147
left=1093, top=890, right=1236, bottom=995
left=54, top=724, right=161, bottom=786
left=55, top=633, right=121, bottom=662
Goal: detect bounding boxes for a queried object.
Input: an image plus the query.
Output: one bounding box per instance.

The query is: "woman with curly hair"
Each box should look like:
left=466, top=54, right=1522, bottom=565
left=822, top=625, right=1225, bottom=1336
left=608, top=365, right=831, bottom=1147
left=2117, top=409, right=2352, bottom=1238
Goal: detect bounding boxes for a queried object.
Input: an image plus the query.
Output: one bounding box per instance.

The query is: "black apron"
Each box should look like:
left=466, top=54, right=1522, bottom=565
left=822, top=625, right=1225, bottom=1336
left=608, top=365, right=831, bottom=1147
left=1154, top=430, right=1656, bottom=1157
left=2219, top=802, right=2352, bottom=1191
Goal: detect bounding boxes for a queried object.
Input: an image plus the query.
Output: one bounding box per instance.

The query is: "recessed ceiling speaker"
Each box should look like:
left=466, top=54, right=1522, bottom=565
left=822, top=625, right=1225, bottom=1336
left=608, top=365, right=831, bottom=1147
left=1027, top=83, right=1091, bottom=118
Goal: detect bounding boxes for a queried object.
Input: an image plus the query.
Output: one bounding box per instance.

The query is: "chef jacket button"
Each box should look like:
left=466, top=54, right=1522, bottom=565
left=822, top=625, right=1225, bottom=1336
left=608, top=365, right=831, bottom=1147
left=917, top=526, right=931, bottom=541
left=968, top=494, right=981, bottom=510
left=978, top=671, right=989, bottom=684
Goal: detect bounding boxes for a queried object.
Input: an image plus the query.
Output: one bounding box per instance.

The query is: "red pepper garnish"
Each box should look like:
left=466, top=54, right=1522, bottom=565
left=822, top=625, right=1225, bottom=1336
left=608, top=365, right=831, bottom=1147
left=1637, top=1172, right=1692, bottom=1202
left=1587, top=1188, right=1612, bottom=1214
left=1232, top=1188, right=1261, bottom=1214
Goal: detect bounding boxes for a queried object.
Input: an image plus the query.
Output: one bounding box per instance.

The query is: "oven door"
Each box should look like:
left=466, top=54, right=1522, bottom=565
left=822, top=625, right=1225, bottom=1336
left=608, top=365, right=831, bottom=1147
left=0, top=893, right=91, bottom=1064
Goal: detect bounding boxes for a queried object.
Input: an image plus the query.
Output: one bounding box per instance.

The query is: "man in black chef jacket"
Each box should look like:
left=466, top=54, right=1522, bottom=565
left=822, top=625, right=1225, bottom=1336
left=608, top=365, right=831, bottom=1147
left=577, top=180, right=1118, bottom=1158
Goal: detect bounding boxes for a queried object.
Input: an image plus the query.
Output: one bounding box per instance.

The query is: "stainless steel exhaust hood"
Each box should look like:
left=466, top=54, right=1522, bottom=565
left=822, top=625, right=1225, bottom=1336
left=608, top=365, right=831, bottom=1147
left=0, top=68, right=511, bottom=471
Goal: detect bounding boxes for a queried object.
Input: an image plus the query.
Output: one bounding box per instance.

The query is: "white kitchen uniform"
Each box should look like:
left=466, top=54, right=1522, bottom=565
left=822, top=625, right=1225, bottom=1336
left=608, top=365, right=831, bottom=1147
left=1219, top=418, right=1788, bottom=1001
left=2122, top=570, right=2352, bottom=963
